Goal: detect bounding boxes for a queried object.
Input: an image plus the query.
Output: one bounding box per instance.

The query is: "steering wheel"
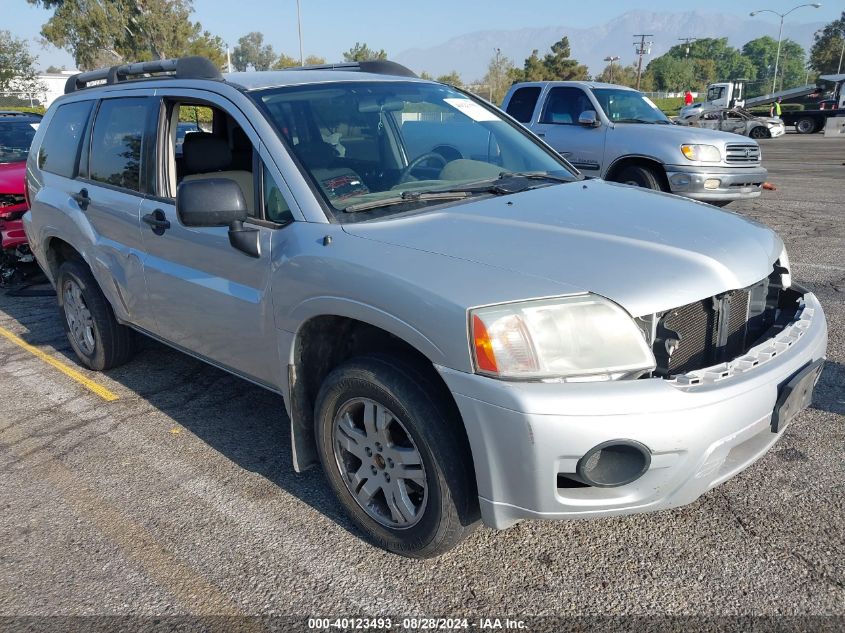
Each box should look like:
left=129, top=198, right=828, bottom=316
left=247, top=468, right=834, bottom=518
left=398, top=152, right=449, bottom=184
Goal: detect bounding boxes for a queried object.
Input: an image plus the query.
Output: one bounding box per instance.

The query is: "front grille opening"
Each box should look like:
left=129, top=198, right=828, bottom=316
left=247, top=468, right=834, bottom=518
left=557, top=474, right=591, bottom=489
left=650, top=265, right=801, bottom=378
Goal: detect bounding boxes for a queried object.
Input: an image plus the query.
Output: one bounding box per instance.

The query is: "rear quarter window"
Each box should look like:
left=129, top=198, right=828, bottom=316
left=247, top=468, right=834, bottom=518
left=505, top=87, right=541, bottom=123
left=38, top=101, right=95, bottom=178
left=89, top=98, right=152, bottom=192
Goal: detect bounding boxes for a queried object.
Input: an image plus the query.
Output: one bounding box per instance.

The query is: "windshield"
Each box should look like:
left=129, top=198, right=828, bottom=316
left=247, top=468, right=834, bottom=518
left=0, top=120, right=38, bottom=163
left=591, top=88, right=670, bottom=124
left=253, top=81, right=576, bottom=221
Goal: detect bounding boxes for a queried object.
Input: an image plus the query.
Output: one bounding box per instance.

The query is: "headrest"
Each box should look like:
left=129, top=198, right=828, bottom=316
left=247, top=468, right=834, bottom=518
left=293, top=141, right=338, bottom=167
left=183, top=133, right=232, bottom=173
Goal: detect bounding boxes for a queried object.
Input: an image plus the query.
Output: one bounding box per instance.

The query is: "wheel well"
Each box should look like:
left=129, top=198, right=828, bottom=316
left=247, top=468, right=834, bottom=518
left=44, top=237, right=84, bottom=281
left=289, top=316, right=468, bottom=470
left=605, top=157, right=670, bottom=191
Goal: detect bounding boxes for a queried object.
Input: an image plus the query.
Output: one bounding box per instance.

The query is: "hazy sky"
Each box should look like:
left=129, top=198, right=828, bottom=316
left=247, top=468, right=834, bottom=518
left=7, top=0, right=841, bottom=71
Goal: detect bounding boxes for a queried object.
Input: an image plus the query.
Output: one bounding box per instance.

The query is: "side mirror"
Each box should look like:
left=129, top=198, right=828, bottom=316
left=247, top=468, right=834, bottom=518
left=176, top=178, right=259, bottom=258
left=176, top=178, right=248, bottom=227
left=578, top=110, right=600, bottom=127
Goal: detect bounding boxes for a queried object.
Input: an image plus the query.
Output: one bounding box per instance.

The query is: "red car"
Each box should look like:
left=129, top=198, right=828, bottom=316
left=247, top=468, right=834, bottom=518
left=0, top=111, right=40, bottom=285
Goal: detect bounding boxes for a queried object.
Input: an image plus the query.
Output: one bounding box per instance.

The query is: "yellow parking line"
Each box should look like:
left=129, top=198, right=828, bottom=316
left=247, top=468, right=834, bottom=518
left=0, top=324, right=118, bottom=401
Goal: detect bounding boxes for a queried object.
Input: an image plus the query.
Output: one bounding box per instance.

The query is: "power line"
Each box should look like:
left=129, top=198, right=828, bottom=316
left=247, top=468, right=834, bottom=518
left=633, top=34, right=653, bottom=91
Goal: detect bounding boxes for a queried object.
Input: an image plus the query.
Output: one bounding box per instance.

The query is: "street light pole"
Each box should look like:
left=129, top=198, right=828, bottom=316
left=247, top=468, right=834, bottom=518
left=838, top=37, right=844, bottom=74
left=603, top=55, right=620, bottom=83
left=296, top=0, right=304, bottom=66
left=750, top=3, right=822, bottom=95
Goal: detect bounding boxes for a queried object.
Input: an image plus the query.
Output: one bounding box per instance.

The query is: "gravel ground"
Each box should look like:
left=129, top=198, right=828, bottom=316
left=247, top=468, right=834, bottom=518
left=0, top=133, right=842, bottom=624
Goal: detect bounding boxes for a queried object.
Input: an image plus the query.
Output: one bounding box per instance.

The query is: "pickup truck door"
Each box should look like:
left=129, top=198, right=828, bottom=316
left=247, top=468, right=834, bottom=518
left=137, top=92, right=286, bottom=389
left=529, top=86, right=607, bottom=175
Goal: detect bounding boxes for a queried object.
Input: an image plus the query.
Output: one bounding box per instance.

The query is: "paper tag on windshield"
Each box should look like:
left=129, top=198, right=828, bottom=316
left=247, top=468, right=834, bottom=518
left=642, top=96, right=659, bottom=110
left=30, top=123, right=39, bottom=130
left=443, top=98, right=498, bottom=122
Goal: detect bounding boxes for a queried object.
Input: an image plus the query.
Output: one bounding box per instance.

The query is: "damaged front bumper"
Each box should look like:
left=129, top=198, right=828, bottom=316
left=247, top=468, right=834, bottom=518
left=665, top=164, right=768, bottom=203
left=437, top=293, right=827, bottom=530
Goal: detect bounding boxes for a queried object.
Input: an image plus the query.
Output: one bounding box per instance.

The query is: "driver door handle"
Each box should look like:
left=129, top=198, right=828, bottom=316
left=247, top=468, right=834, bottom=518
left=142, top=209, right=171, bottom=236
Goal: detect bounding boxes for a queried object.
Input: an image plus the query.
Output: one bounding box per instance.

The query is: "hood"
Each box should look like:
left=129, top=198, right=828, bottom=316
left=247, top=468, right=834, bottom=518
left=616, top=120, right=753, bottom=148
left=342, top=180, right=781, bottom=317
left=0, top=161, right=26, bottom=194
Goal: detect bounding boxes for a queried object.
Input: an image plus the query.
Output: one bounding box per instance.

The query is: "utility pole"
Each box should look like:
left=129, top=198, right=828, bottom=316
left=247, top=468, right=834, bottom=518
left=296, top=0, right=304, bottom=66
left=492, top=47, right=501, bottom=103
left=838, top=36, right=844, bottom=75
left=633, top=34, right=653, bottom=91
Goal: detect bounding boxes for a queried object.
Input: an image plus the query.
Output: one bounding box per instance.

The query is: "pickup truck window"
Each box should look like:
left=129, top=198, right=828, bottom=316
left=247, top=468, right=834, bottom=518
left=254, top=81, right=575, bottom=221
left=540, top=87, right=593, bottom=125
left=590, top=88, right=670, bottom=125
left=505, top=87, right=541, bottom=123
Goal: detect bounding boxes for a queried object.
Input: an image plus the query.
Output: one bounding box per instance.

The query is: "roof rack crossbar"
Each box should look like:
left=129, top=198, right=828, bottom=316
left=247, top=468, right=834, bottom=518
left=286, top=60, right=417, bottom=78
left=65, top=56, right=222, bottom=95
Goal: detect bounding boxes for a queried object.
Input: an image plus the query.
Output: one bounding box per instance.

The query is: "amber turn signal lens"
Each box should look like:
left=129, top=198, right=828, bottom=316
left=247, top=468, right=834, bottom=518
left=472, top=314, right=498, bottom=374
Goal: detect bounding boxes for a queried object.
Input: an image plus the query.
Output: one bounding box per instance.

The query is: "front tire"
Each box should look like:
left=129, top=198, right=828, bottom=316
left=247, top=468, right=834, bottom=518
left=749, top=126, right=771, bottom=139
left=314, top=354, right=478, bottom=558
left=57, top=259, right=135, bottom=371
left=611, top=164, right=664, bottom=191
left=795, top=117, right=817, bottom=134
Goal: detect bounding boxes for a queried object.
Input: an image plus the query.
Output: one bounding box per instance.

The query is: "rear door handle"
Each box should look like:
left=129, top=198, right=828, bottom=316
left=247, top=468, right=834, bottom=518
left=142, top=209, right=171, bottom=236
left=71, top=188, right=90, bottom=210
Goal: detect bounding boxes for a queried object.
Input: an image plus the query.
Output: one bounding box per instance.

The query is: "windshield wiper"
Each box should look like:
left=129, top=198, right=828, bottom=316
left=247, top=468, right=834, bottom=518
left=615, top=118, right=656, bottom=124
left=344, top=190, right=472, bottom=213
left=497, top=171, right=573, bottom=183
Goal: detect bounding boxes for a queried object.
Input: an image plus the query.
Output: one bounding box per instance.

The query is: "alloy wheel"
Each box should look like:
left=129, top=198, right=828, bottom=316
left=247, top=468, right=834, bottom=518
left=332, top=397, right=428, bottom=529
left=63, top=278, right=95, bottom=355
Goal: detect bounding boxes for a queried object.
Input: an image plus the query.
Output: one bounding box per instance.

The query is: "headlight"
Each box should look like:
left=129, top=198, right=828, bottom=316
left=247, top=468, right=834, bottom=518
left=680, top=144, right=721, bottom=162
left=470, top=295, right=656, bottom=381
left=778, top=245, right=791, bottom=289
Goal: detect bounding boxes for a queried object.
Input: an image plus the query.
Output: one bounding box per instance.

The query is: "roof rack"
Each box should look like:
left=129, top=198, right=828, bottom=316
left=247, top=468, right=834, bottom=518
left=65, top=56, right=222, bottom=94
left=286, top=60, right=417, bottom=78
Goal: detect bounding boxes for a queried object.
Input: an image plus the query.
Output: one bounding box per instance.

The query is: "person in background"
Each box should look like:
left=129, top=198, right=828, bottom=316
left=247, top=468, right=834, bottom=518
left=684, top=89, right=693, bottom=106
left=770, top=97, right=783, bottom=118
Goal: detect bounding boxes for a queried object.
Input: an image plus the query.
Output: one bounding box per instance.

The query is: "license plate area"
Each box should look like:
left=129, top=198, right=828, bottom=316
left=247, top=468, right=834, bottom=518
left=770, top=359, right=825, bottom=433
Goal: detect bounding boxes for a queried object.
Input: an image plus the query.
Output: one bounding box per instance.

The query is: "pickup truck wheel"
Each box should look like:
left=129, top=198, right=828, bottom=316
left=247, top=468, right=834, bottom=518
left=314, top=354, right=478, bottom=558
left=57, top=260, right=135, bottom=371
left=611, top=165, right=664, bottom=191
left=795, top=117, right=817, bottom=134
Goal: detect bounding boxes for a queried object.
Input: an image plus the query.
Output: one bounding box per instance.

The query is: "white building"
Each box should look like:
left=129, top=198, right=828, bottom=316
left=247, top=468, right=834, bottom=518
left=2, top=70, right=79, bottom=108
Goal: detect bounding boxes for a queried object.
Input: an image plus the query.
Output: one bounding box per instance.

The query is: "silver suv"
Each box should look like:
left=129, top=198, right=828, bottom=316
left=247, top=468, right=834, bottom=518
left=24, top=57, right=827, bottom=558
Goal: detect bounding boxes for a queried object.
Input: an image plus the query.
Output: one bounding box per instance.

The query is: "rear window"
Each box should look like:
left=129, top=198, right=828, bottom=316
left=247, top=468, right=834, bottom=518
left=0, top=120, right=38, bottom=163
left=89, top=98, right=152, bottom=192
left=38, top=101, right=94, bottom=178
left=505, top=87, right=541, bottom=123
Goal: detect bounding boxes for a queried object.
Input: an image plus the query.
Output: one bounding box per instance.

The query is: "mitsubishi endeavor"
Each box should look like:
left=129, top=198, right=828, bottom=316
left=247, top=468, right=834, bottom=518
left=24, top=57, right=827, bottom=558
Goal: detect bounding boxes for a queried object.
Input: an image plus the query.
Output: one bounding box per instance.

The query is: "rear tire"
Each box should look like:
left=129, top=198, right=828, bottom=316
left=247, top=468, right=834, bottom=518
left=314, top=354, right=478, bottom=558
left=795, top=117, right=817, bottom=134
left=610, top=164, right=665, bottom=191
left=57, top=259, right=135, bottom=371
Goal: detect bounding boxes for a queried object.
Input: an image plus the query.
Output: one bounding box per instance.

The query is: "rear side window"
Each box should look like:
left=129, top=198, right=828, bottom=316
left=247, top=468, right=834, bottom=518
left=39, top=101, right=94, bottom=178
left=540, top=87, right=592, bottom=125
left=505, top=87, right=541, bottom=123
left=89, top=98, right=152, bottom=192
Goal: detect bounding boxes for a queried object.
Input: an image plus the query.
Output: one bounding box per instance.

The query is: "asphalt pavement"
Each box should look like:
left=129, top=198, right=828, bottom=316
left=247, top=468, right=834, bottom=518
left=0, top=133, right=843, bottom=624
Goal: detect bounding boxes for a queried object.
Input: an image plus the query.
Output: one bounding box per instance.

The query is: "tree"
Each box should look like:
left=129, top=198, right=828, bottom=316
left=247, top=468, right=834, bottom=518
left=25, top=0, right=225, bottom=70
left=419, top=70, right=433, bottom=80
left=509, top=37, right=588, bottom=82
left=743, top=36, right=805, bottom=94
left=436, top=71, right=463, bottom=87
left=643, top=38, right=754, bottom=92
left=343, top=42, right=387, bottom=62
left=0, top=30, right=44, bottom=96
left=274, top=53, right=299, bottom=69
left=482, top=51, right=515, bottom=104
left=543, top=37, right=589, bottom=81
left=232, top=31, right=276, bottom=71
left=304, top=55, right=325, bottom=65
left=185, top=30, right=226, bottom=68
left=810, top=11, right=845, bottom=74
left=594, top=60, right=640, bottom=88
left=45, top=64, right=65, bottom=73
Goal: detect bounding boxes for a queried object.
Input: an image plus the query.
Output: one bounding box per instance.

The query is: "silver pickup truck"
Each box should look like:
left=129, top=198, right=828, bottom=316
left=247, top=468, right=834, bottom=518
left=502, top=81, right=768, bottom=205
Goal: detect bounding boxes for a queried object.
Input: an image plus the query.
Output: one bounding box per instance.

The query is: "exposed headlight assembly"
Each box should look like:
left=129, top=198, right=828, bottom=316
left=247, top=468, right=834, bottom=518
left=470, top=295, right=656, bottom=381
left=680, top=144, right=721, bottom=162
left=778, top=244, right=792, bottom=289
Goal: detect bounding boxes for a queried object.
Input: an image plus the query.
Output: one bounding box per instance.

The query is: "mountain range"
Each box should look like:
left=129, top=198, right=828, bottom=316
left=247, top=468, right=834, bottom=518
left=394, top=10, right=825, bottom=81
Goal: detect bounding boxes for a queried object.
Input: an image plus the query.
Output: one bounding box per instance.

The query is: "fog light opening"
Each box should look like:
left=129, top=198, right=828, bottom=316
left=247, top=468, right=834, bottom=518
left=703, top=178, right=721, bottom=190
left=576, top=440, right=651, bottom=488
